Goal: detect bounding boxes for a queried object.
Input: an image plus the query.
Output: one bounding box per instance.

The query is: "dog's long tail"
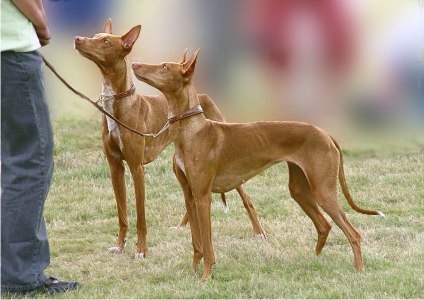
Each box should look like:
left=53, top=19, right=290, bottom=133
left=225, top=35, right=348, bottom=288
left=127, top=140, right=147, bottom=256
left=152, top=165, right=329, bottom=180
left=330, top=137, right=385, bottom=217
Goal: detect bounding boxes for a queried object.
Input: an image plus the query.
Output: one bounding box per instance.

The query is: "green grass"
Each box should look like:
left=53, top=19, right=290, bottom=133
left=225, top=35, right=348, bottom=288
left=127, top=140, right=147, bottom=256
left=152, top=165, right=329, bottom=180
left=19, top=117, right=424, bottom=298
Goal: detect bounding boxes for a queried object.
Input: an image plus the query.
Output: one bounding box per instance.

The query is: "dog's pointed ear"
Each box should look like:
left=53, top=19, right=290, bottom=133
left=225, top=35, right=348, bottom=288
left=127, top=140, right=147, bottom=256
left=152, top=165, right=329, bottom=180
left=182, top=48, right=200, bottom=81
left=122, top=25, right=142, bottom=49
left=179, top=48, right=188, bottom=64
left=103, top=18, right=113, bottom=34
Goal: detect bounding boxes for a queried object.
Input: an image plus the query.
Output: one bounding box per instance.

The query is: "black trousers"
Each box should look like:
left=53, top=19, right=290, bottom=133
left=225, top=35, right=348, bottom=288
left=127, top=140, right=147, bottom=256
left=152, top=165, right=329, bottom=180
left=1, top=50, right=53, bottom=293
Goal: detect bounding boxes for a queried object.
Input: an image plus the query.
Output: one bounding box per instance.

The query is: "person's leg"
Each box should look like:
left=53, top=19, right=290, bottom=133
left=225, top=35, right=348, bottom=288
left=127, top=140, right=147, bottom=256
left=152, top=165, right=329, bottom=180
left=1, top=50, right=53, bottom=293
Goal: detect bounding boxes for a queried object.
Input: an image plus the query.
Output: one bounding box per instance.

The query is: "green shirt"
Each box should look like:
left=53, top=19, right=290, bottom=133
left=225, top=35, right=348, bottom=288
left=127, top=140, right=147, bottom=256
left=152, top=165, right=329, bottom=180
left=1, top=0, right=40, bottom=52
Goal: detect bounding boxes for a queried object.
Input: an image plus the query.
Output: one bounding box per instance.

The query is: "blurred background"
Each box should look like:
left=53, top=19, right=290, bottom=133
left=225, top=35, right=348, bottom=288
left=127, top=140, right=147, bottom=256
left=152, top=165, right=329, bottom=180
left=41, top=0, right=424, bottom=133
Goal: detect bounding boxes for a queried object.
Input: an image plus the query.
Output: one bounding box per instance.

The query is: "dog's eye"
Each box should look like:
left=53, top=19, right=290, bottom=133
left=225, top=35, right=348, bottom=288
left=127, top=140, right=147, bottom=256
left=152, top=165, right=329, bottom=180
left=103, top=38, right=110, bottom=44
left=162, top=64, right=168, bottom=70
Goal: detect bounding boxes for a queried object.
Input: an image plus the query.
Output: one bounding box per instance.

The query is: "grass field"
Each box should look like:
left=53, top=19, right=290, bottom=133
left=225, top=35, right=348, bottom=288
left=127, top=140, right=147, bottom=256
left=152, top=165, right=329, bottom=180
left=22, top=117, right=424, bottom=298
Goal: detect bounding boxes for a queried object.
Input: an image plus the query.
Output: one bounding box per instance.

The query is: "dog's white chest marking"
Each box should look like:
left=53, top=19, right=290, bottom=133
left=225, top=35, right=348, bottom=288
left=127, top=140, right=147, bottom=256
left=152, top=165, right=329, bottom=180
left=102, top=83, right=123, bottom=150
left=176, top=153, right=186, bottom=175
left=103, top=101, right=117, bottom=132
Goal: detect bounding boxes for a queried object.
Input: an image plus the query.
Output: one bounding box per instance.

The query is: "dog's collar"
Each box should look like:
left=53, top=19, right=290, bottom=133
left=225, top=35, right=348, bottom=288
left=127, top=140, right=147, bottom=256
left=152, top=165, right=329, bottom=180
left=98, top=84, right=136, bottom=102
left=168, top=105, right=204, bottom=124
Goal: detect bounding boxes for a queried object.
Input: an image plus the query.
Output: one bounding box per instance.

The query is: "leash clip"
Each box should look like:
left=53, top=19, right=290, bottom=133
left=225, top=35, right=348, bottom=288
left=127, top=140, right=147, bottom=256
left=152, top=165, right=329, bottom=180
left=95, top=97, right=104, bottom=107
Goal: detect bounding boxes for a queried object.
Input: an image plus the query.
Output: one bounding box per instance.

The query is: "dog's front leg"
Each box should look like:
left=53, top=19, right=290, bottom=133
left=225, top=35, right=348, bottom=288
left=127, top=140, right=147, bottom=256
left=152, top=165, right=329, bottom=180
left=129, top=162, right=148, bottom=258
left=171, top=155, right=190, bottom=228
left=104, top=146, right=128, bottom=254
left=193, top=190, right=215, bottom=282
left=173, top=157, right=203, bottom=271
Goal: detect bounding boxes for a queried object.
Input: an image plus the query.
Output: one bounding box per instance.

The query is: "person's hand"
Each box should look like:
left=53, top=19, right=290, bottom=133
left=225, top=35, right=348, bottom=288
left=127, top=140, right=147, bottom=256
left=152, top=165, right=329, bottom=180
left=35, top=25, right=50, bottom=46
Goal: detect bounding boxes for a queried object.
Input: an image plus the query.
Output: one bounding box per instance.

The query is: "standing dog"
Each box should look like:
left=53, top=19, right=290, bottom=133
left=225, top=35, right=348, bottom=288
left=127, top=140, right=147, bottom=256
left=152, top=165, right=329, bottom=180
left=74, top=20, right=265, bottom=258
left=132, top=49, right=384, bottom=280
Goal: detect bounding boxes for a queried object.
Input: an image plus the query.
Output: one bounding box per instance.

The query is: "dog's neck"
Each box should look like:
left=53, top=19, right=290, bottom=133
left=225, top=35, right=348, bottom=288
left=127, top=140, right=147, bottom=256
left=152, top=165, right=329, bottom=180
left=99, top=58, right=134, bottom=97
left=166, top=84, right=199, bottom=116
left=165, top=83, right=207, bottom=135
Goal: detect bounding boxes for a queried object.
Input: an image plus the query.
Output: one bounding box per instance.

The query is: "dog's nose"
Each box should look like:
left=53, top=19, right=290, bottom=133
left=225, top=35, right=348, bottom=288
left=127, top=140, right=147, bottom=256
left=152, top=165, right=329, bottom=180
left=132, top=63, right=141, bottom=69
left=74, top=36, right=84, bottom=44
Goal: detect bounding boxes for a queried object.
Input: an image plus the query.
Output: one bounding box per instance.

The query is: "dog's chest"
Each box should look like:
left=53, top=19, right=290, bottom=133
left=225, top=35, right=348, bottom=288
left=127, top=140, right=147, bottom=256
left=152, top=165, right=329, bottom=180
left=103, top=101, right=121, bottom=135
left=175, top=153, right=186, bottom=175
left=102, top=84, right=124, bottom=151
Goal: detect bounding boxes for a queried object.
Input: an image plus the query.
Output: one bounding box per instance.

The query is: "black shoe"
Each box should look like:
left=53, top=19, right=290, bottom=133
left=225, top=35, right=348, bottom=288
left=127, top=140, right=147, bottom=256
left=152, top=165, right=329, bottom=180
left=1, top=277, right=79, bottom=297
left=39, top=277, right=80, bottom=295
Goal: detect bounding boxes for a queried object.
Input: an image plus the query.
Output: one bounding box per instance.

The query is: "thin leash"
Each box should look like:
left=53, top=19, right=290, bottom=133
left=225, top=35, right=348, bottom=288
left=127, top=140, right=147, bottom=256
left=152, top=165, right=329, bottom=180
left=40, top=54, right=169, bottom=138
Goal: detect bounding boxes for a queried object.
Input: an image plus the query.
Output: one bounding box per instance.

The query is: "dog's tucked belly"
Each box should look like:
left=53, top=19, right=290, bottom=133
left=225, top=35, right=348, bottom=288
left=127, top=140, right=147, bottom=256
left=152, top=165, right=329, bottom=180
left=212, top=160, right=279, bottom=193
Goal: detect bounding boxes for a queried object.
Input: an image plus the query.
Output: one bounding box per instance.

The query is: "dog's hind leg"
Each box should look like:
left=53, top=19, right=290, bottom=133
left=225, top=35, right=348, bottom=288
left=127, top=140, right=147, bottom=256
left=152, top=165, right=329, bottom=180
left=220, top=192, right=228, bottom=213
left=287, top=162, right=331, bottom=255
left=315, top=191, right=363, bottom=270
left=236, top=186, right=266, bottom=238
left=177, top=212, right=189, bottom=227
left=310, top=165, right=363, bottom=270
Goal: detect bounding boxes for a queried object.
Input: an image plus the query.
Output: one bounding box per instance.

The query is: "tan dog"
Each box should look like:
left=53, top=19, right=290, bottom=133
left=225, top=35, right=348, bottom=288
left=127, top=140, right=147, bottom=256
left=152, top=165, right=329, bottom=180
left=74, top=20, right=265, bottom=258
left=132, top=49, right=384, bottom=280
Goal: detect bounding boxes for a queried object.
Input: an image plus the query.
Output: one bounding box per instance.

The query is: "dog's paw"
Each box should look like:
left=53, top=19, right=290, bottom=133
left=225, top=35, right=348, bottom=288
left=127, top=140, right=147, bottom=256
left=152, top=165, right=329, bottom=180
left=134, top=252, right=146, bottom=259
left=107, top=246, right=124, bottom=254
left=255, top=233, right=268, bottom=241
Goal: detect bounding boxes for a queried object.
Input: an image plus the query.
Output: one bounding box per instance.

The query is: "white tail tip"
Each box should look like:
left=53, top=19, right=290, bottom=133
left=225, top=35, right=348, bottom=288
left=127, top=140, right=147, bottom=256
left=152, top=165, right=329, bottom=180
left=377, top=211, right=385, bottom=218
left=222, top=204, right=229, bottom=214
